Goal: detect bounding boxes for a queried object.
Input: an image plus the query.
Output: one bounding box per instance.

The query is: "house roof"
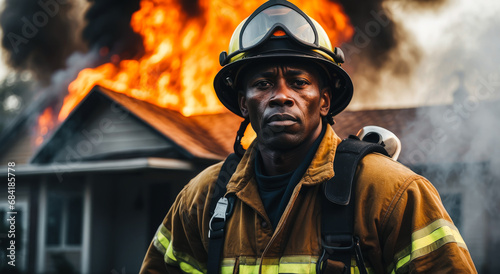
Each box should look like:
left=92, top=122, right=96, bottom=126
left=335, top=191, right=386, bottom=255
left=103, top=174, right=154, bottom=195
left=97, top=87, right=243, bottom=160
left=30, top=86, right=244, bottom=163
left=333, top=108, right=417, bottom=139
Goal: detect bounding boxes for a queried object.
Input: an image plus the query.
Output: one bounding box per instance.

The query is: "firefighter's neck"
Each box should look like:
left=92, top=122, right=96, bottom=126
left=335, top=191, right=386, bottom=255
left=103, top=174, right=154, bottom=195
left=257, top=126, right=322, bottom=176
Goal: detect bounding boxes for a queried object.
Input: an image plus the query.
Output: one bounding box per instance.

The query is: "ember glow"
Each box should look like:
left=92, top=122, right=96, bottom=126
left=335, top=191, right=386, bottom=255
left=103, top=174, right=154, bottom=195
left=57, top=0, right=354, bottom=122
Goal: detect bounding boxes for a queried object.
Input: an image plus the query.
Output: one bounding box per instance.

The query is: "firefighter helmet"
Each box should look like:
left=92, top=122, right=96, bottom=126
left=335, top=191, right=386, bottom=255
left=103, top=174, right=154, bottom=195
left=213, top=0, right=353, bottom=120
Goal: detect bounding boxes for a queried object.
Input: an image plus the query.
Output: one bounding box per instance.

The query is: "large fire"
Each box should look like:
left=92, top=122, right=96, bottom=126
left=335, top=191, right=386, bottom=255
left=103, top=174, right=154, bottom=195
left=57, top=0, right=354, bottom=122
left=35, top=0, right=353, bottom=148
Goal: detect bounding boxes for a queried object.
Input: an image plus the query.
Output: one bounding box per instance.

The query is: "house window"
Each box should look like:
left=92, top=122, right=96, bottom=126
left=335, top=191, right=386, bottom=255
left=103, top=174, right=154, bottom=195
left=45, top=192, right=83, bottom=247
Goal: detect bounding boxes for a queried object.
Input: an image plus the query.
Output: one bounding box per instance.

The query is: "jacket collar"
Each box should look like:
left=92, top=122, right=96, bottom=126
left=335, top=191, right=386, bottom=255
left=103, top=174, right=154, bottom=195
left=226, top=125, right=342, bottom=194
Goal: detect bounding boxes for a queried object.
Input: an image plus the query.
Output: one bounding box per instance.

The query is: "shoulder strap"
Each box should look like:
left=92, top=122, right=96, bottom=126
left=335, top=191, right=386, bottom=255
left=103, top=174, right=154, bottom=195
left=325, top=136, right=389, bottom=205
left=209, top=153, right=241, bottom=215
left=207, top=119, right=248, bottom=274
left=207, top=153, right=241, bottom=274
left=318, top=136, right=389, bottom=274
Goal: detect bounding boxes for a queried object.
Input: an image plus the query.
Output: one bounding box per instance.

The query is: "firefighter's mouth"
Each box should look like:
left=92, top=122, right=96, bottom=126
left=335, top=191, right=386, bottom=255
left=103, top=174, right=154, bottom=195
left=266, top=113, right=298, bottom=127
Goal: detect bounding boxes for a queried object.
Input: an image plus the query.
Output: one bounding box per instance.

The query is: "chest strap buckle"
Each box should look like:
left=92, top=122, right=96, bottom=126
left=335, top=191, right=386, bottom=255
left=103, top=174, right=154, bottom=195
left=209, top=196, right=235, bottom=239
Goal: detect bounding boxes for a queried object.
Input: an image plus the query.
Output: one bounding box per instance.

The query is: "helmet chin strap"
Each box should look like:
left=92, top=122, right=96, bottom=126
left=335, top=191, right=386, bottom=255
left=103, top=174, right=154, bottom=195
left=234, top=118, right=250, bottom=157
left=325, top=114, right=335, bottom=125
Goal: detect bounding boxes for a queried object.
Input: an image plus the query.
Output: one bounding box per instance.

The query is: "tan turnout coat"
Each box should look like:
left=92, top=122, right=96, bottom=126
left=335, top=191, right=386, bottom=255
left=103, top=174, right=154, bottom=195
left=141, top=126, right=476, bottom=273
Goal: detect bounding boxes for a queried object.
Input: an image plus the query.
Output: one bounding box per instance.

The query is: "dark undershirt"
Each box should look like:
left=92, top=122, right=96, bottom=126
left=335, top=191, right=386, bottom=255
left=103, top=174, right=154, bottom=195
left=255, top=124, right=326, bottom=229
left=255, top=162, right=293, bottom=229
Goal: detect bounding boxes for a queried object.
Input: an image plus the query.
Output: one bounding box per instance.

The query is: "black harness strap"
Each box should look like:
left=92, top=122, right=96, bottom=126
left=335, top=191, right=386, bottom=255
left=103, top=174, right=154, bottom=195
left=207, top=119, right=248, bottom=274
left=318, top=136, right=388, bottom=274
left=207, top=153, right=240, bottom=274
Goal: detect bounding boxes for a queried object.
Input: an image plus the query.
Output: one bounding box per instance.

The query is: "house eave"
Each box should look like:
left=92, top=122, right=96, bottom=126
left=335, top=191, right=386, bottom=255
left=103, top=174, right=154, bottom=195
left=0, top=157, right=195, bottom=177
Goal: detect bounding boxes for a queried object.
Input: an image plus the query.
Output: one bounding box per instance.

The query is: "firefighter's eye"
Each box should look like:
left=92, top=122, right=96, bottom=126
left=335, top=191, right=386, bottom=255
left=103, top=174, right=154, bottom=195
left=293, top=79, right=310, bottom=87
left=253, top=80, right=272, bottom=89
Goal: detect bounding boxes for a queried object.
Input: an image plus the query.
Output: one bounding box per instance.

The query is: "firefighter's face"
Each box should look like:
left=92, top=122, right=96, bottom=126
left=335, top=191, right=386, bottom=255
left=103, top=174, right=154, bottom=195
left=238, top=62, right=331, bottom=150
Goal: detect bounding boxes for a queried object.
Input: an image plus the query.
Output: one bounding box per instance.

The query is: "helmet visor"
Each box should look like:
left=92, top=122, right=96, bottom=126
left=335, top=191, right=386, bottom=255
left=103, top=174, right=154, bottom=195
left=241, top=5, right=316, bottom=49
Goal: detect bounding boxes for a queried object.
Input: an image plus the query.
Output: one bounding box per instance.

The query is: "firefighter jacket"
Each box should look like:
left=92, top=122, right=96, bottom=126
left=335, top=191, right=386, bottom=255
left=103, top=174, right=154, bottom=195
left=140, top=126, right=477, bottom=273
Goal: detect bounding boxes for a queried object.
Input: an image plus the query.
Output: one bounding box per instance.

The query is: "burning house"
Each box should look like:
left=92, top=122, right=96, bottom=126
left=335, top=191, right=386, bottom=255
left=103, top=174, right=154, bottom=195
left=0, top=0, right=499, bottom=273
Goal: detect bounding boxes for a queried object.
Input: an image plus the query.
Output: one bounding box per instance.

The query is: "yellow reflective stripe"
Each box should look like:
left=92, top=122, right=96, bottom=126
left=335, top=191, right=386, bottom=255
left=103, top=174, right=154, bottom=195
left=221, top=265, right=234, bottom=274
left=155, top=224, right=177, bottom=264
left=236, top=256, right=318, bottom=274
left=179, top=262, right=204, bottom=274
left=391, top=219, right=468, bottom=273
left=219, top=255, right=378, bottom=274
left=231, top=255, right=375, bottom=274
left=278, top=262, right=313, bottom=273
left=279, top=255, right=317, bottom=264
left=238, top=256, right=261, bottom=274
left=278, top=256, right=317, bottom=273
left=157, top=230, right=170, bottom=250
left=152, top=224, right=206, bottom=273
left=221, top=258, right=236, bottom=274
left=397, top=227, right=462, bottom=266
left=240, top=264, right=260, bottom=274
left=166, top=241, right=177, bottom=263
left=261, top=264, right=279, bottom=274
left=153, top=224, right=170, bottom=256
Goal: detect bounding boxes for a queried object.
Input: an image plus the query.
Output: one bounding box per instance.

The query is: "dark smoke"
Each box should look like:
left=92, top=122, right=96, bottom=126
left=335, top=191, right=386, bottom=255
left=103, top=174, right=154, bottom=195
left=0, top=0, right=146, bottom=84
left=81, top=0, right=207, bottom=60
left=0, top=0, right=202, bottom=85
left=0, top=0, right=84, bottom=84
left=83, top=0, right=143, bottom=61
left=337, top=0, right=400, bottom=71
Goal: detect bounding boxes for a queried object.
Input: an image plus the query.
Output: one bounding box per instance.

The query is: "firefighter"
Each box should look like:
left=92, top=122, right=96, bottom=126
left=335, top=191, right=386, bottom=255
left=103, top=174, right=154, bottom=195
left=141, top=0, right=477, bottom=273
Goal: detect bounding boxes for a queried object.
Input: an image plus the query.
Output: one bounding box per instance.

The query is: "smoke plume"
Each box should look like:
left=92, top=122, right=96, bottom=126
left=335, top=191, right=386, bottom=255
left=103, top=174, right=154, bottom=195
left=336, top=0, right=449, bottom=109
left=0, top=0, right=146, bottom=84
left=0, top=0, right=86, bottom=84
left=82, top=0, right=143, bottom=61
left=396, top=4, right=500, bottom=270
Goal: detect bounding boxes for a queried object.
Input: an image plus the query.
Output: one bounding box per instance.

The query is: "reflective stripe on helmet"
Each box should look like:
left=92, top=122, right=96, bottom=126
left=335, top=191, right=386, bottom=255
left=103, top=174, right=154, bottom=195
left=388, top=219, right=468, bottom=273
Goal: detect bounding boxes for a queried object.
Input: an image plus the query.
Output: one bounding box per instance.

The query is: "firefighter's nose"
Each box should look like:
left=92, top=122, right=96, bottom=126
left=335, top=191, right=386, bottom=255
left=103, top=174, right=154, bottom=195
left=269, top=85, right=294, bottom=108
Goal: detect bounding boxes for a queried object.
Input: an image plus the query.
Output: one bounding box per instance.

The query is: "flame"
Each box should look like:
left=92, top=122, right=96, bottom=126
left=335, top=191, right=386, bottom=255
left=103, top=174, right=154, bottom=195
left=35, top=107, right=55, bottom=146
left=57, top=0, right=354, bottom=122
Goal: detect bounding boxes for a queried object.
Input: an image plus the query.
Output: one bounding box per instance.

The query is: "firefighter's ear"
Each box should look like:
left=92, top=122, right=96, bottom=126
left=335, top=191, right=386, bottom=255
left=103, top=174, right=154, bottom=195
left=320, top=87, right=331, bottom=117
left=238, top=91, right=249, bottom=118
